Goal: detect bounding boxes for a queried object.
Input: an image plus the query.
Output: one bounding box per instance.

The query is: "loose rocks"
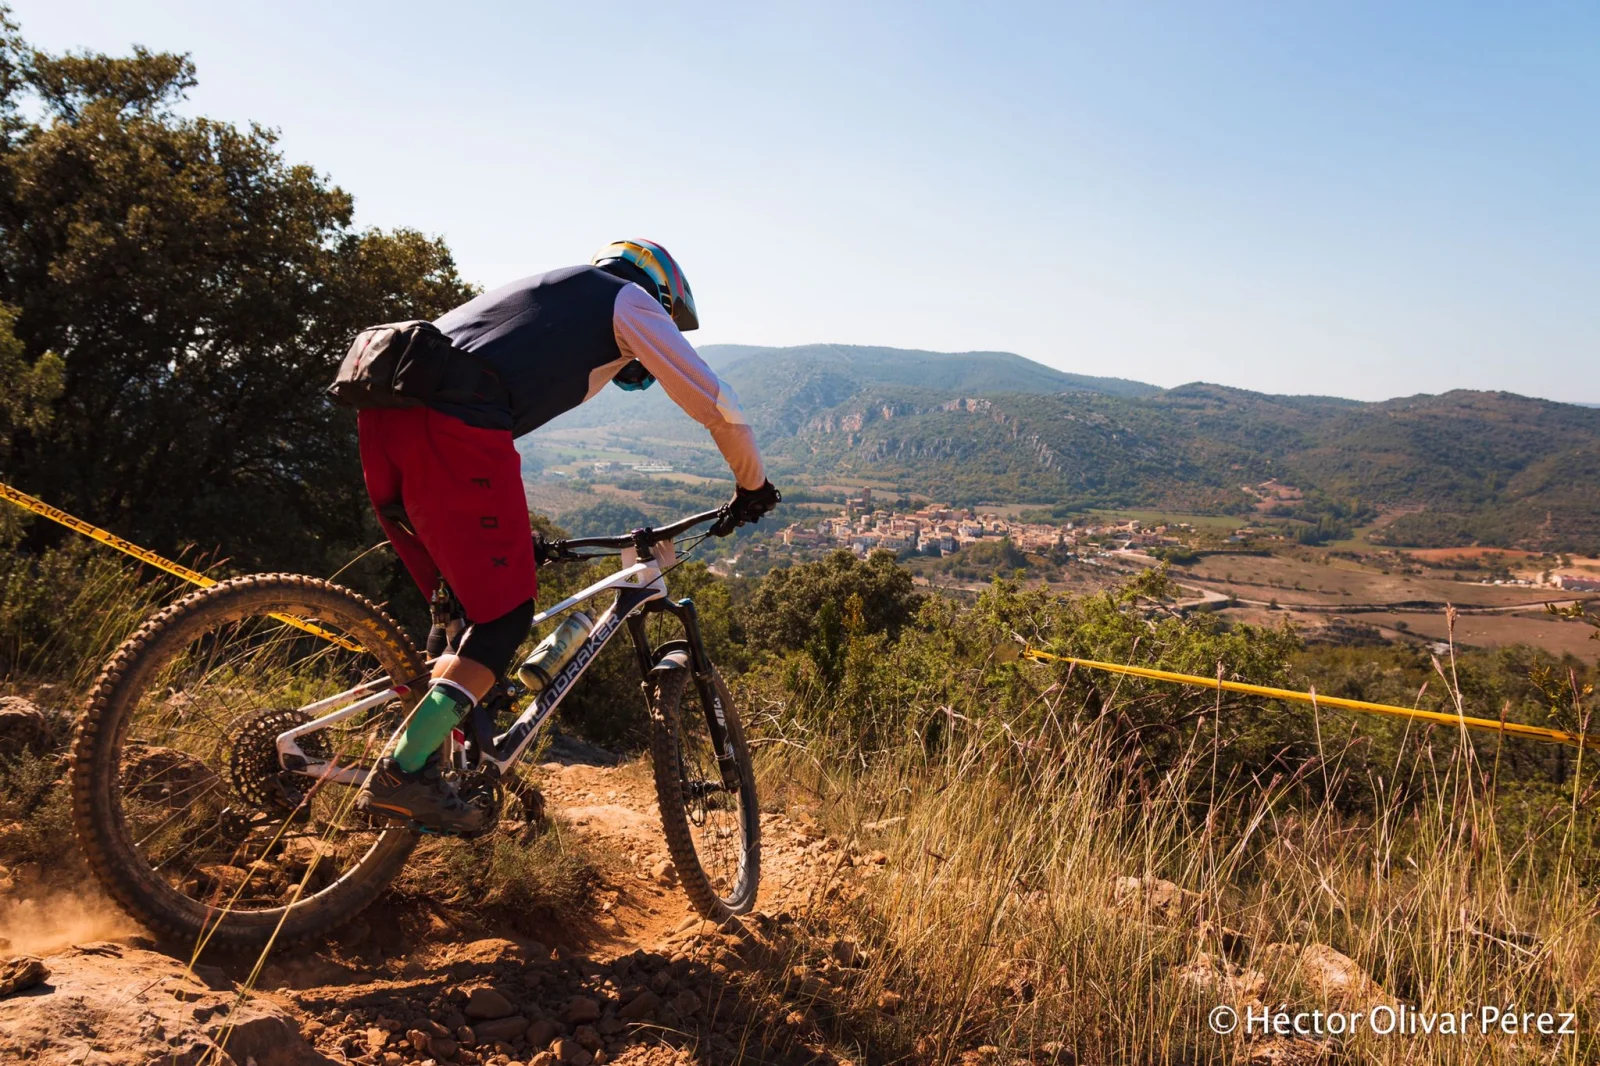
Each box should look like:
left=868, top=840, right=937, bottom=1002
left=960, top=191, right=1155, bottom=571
left=0, top=697, right=48, bottom=759
left=464, top=985, right=517, bottom=1020
left=617, top=989, right=660, bottom=1020
left=0, top=955, right=48, bottom=997
left=564, top=994, right=601, bottom=1024
left=473, top=1014, right=530, bottom=1043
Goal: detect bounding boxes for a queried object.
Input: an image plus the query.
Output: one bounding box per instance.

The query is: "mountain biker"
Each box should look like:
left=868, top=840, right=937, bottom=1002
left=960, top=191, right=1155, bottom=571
left=355, top=240, right=780, bottom=832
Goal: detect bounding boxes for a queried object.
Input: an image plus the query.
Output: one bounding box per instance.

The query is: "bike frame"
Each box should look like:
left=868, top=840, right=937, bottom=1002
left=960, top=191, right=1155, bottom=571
left=274, top=535, right=728, bottom=788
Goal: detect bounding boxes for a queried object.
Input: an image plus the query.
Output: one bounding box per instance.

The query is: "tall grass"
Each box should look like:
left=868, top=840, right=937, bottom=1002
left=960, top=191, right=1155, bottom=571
left=0, top=532, right=186, bottom=697
left=766, top=668, right=1600, bottom=1064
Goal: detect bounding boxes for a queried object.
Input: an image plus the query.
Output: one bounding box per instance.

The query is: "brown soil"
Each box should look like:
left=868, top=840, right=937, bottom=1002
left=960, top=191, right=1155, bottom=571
left=1, top=753, right=870, bottom=1066
left=1184, top=553, right=1565, bottom=609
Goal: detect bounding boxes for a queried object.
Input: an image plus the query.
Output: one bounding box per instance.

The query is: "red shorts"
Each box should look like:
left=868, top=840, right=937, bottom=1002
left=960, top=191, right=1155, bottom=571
left=358, top=406, right=536, bottom=622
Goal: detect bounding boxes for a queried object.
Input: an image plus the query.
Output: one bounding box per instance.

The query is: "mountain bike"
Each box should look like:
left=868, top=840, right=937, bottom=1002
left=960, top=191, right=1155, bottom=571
left=69, top=508, right=758, bottom=950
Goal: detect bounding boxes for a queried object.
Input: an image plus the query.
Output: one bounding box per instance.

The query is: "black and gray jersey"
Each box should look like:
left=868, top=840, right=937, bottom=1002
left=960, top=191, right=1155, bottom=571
left=428, top=265, right=764, bottom=490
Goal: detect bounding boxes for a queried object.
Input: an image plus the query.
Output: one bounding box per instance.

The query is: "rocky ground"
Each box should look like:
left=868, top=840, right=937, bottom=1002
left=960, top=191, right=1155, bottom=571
left=0, top=718, right=886, bottom=1066
left=0, top=695, right=1413, bottom=1066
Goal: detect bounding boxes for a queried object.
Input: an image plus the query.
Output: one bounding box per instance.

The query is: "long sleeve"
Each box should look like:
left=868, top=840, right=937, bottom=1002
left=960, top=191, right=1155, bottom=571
left=610, top=283, right=767, bottom=490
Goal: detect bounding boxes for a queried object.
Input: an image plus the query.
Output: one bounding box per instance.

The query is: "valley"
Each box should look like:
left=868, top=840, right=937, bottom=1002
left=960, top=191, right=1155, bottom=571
left=520, top=343, right=1600, bottom=662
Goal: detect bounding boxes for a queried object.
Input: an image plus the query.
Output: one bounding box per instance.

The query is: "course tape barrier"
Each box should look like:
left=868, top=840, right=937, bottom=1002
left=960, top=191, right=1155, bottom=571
left=0, top=480, right=362, bottom=652
left=5, top=478, right=1586, bottom=747
left=1021, top=647, right=1596, bottom=750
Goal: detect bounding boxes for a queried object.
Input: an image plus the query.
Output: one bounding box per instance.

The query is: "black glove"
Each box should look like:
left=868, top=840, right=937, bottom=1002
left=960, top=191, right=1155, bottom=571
left=710, top=481, right=781, bottom=537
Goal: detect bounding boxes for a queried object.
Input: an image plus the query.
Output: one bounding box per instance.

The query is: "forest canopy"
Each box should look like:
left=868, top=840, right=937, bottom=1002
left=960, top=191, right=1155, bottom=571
left=0, top=7, right=474, bottom=572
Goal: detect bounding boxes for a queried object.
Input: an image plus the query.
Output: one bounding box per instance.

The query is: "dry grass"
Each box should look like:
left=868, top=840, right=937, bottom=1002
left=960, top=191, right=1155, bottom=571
left=389, top=815, right=601, bottom=937
left=766, top=671, right=1600, bottom=1063
left=0, top=536, right=185, bottom=697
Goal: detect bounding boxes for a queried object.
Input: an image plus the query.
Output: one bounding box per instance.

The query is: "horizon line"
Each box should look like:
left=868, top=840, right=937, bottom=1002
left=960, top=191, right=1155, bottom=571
left=699, top=341, right=1598, bottom=410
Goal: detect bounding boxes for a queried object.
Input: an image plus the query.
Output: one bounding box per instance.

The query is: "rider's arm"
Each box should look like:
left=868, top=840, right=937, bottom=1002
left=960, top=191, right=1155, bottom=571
left=611, top=283, right=767, bottom=491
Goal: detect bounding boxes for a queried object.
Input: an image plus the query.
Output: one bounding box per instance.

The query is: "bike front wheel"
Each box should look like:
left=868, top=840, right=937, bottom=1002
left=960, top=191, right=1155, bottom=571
left=648, top=659, right=760, bottom=920
left=70, top=574, right=425, bottom=951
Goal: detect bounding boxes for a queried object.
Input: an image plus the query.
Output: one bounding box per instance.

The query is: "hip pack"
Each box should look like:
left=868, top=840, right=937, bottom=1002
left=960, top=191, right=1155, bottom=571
left=328, top=321, right=507, bottom=410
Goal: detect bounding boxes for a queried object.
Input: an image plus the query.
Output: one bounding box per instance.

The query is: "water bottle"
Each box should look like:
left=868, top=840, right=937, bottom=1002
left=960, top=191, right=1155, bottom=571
left=517, top=610, right=594, bottom=693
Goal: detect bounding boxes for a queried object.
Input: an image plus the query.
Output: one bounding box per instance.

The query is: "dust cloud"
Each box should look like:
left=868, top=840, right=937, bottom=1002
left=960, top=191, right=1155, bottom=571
left=0, top=887, right=140, bottom=957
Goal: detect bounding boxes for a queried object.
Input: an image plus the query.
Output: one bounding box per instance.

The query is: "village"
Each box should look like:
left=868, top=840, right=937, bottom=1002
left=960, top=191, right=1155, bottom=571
left=763, top=492, right=1600, bottom=598
left=773, top=488, right=1188, bottom=558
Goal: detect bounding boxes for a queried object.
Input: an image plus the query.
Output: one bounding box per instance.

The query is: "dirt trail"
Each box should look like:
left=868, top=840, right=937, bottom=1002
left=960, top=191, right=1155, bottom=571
left=1, top=727, right=876, bottom=1066
left=535, top=753, right=840, bottom=946
left=247, top=751, right=861, bottom=1065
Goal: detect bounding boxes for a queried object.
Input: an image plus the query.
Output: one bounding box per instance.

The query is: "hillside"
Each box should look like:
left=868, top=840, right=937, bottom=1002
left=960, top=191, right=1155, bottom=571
left=700, top=342, right=1160, bottom=398
left=531, top=345, right=1600, bottom=552
left=532, top=343, right=1159, bottom=440
left=776, top=380, right=1600, bottom=550
left=6, top=545, right=1598, bottom=1066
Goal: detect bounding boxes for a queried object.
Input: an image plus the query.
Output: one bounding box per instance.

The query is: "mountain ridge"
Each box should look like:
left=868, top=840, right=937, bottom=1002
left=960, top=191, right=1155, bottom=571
left=697, top=342, right=1161, bottom=398
left=529, top=344, right=1600, bottom=551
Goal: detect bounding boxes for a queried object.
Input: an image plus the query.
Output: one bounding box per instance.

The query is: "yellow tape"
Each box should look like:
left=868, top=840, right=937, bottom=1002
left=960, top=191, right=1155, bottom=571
left=1022, top=648, right=1597, bottom=750
left=6, top=476, right=1585, bottom=747
left=0, top=481, right=362, bottom=652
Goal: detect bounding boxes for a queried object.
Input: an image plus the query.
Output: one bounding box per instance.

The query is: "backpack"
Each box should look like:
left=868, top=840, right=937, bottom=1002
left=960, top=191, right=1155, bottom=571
left=328, top=320, right=506, bottom=410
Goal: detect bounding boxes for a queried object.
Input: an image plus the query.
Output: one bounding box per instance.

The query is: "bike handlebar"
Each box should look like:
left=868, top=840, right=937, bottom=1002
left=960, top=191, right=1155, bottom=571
left=536, top=506, right=726, bottom=563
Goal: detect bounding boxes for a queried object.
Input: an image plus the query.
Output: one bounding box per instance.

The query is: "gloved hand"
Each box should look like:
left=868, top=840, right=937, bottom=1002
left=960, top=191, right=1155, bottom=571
left=710, top=481, right=781, bottom=537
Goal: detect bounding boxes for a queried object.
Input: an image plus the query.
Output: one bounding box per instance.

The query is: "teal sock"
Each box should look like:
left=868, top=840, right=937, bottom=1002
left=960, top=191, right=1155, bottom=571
left=392, top=682, right=473, bottom=772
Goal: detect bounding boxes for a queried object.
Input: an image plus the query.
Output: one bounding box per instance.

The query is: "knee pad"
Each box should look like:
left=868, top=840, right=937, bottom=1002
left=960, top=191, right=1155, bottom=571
left=455, top=598, right=535, bottom=678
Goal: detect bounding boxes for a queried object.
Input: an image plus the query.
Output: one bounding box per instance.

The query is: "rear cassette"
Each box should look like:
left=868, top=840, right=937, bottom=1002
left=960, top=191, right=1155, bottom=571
left=228, top=707, right=329, bottom=812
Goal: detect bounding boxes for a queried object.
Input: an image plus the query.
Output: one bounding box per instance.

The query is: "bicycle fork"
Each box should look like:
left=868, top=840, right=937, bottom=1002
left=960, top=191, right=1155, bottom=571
left=628, top=599, right=741, bottom=792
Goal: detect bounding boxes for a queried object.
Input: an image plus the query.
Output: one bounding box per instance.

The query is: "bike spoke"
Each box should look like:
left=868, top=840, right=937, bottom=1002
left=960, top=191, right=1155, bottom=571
left=130, top=781, right=225, bottom=849
left=109, top=602, right=406, bottom=917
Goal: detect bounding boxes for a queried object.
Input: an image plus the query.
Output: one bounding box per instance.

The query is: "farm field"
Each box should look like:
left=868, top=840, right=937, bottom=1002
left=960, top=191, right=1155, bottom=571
left=1182, top=551, right=1564, bottom=609
left=1402, top=547, right=1549, bottom=564
left=521, top=478, right=598, bottom=518
left=1216, top=603, right=1598, bottom=660
left=1367, top=609, right=1599, bottom=660
left=1168, top=547, right=1600, bottom=659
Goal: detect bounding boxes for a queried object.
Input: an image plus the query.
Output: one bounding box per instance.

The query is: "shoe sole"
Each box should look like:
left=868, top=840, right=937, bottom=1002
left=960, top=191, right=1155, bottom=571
left=359, top=795, right=484, bottom=837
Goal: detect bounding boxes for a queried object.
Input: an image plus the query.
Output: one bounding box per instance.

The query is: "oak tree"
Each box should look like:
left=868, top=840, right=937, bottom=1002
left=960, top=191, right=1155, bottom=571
left=0, top=8, right=474, bottom=572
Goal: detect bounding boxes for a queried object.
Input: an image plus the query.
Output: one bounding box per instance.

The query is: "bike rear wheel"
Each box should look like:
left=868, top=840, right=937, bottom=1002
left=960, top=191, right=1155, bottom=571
left=70, top=574, right=425, bottom=951
left=648, top=659, right=760, bottom=919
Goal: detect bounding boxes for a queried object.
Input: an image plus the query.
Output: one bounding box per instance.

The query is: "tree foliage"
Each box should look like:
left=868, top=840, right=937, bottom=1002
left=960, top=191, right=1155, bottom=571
left=0, top=9, right=474, bottom=571
left=557, top=500, right=653, bottom=538
left=0, top=302, right=62, bottom=465
left=740, top=549, right=924, bottom=657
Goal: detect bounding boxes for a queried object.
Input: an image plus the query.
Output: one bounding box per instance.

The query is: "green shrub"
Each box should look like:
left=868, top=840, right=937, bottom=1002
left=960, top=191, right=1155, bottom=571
left=741, top=549, right=923, bottom=656
left=0, top=754, right=73, bottom=869
left=391, top=818, right=599, bottom=935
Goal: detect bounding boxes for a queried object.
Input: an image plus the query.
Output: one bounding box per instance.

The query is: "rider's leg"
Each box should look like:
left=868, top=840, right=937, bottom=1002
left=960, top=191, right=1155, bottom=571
left=391, top=599, right=534, bottom=771
left=359, top=408, right=442, bottom=599
left=357, top=408, right=537, bottom=829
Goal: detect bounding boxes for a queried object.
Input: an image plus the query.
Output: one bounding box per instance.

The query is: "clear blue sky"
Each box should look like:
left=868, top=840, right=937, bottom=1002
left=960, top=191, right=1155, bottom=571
left=12, top=2, right=1598, bottom=402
